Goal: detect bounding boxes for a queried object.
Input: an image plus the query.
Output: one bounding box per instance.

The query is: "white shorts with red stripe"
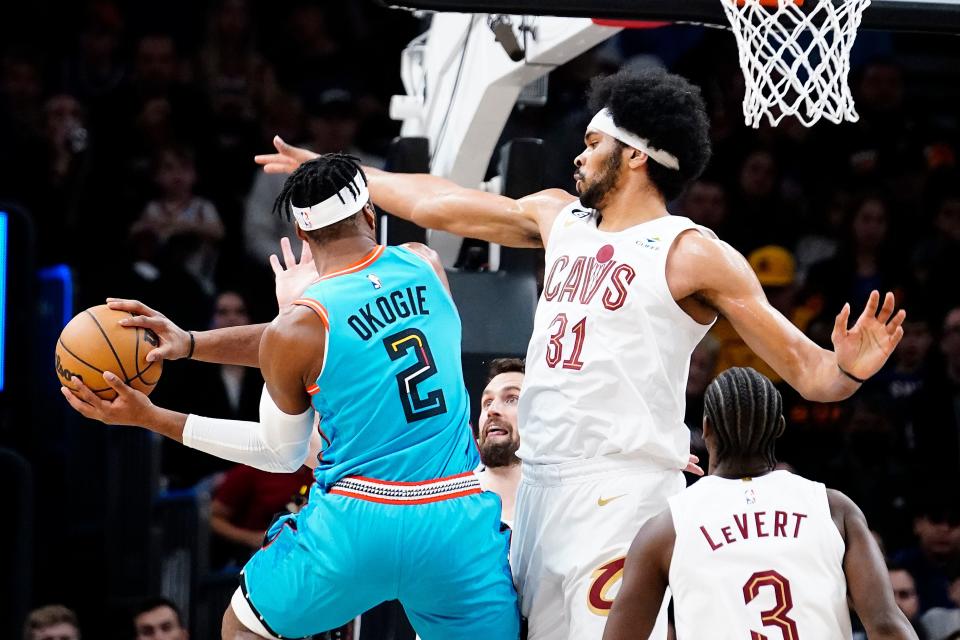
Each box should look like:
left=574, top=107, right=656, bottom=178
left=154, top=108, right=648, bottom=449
left=511, top=454, right=684, bottom=639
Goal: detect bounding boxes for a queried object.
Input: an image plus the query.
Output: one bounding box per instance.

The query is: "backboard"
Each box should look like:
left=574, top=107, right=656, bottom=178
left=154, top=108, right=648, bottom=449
left=381, top=0, right=960, bottom=32
left=379, top=0, right=960, bottom=263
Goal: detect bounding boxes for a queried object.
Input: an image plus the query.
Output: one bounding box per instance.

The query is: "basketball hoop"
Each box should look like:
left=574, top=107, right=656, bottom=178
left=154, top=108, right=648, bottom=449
left=721, top=0, right=871, bottom=128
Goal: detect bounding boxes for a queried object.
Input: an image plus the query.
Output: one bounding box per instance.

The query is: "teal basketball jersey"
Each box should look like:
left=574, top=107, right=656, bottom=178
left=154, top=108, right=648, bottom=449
left=294, top=245, right=477, bottom=488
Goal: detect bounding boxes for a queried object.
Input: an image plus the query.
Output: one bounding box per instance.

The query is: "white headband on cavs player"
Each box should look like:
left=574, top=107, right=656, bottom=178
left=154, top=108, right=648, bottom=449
left=588, top=108, right=680, bottom=171
left=289, top=170, right=370, bottom=231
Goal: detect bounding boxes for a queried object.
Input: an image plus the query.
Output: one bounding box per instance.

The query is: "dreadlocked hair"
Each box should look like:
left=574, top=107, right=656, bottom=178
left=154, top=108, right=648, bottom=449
left=703, top=367, right=785, bottom=469
left=272, top=153, right=370, bottom=244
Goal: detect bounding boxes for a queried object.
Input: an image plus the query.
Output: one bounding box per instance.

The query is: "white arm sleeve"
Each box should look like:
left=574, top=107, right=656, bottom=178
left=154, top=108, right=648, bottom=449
left=181, top=385, right=314, bottom=473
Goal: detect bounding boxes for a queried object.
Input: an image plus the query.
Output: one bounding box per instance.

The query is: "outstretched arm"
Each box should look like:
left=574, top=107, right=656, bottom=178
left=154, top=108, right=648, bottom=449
left=107, top=298, right=267, bottom=367
left=364, top=166, right=569, bottom=248
left=108, top=236, right=320, bottom=367
left=603, top=510, right=674, bottom=640
left=255, top=135, right=573, bottom=248
left=829, top=490, right=918, bottom=640
left=60, top=306, right=325, bottom=473
left=672, top=233, right=905, bottom=402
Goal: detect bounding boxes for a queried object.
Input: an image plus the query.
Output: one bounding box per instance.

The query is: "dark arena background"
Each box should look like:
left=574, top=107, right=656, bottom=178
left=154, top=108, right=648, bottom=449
left=1, top=0, right=959, bottom=638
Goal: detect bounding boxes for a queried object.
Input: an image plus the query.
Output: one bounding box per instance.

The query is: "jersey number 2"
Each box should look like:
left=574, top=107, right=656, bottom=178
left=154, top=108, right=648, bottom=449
left=743, top=570, right=800, bottom=640
left=383, top=328, right=447, bottom=424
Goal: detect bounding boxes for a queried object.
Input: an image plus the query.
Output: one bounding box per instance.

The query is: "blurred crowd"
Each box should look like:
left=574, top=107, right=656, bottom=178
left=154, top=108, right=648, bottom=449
left=2, top=1, right=960, bottom=639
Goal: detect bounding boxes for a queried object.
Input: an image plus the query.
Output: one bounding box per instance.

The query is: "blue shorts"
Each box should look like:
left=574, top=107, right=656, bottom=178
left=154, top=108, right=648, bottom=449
left=239, top=477, right=519, bottom=640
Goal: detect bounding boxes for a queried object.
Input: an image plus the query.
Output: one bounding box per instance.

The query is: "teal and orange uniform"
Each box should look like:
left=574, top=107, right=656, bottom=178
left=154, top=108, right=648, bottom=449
left=240, top=245, right=518, bottom=640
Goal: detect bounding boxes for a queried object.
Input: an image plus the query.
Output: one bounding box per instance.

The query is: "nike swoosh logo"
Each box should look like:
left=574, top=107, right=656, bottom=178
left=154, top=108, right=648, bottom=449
left=597, top=494, right=626, bottom=507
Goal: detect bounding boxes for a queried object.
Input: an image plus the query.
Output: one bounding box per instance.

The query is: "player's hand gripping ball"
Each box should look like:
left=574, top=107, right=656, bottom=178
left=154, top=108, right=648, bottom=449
left=55, top=304, right=163, bottom=399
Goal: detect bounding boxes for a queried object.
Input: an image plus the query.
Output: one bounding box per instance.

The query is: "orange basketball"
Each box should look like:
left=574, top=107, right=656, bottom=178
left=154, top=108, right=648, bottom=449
left=55, top=304, right=163, bottom=400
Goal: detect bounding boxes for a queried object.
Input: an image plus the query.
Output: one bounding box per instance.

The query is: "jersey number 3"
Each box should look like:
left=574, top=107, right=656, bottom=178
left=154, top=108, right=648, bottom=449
left=743, top=570, right=800, bottom=640
left=383, top=328, right=448, bottom=423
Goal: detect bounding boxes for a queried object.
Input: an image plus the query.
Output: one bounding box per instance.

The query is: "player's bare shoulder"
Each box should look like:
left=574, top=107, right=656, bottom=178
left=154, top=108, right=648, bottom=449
left=400, top=241, right=451, bottom=293
left=261, top=304, right=327, bottom=376
left=825, top=488, right=861, bottom=539
left=666, top=228, right=757, bottom=304
left=519, top=188, right=577, bottom=247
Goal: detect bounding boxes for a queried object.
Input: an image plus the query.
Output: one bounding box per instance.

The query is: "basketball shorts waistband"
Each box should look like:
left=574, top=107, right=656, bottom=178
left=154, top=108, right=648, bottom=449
left=328, top=471, right=482, bottom=505
left=520, top=453, right=682, bottom=487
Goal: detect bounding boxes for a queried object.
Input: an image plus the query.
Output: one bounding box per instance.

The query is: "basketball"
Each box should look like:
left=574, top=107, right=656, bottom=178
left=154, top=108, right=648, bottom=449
left=55, top=304, right=163, bottom=400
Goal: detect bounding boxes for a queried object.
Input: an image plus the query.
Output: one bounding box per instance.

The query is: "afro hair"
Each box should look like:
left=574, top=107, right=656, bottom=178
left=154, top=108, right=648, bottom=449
left=587, top=68, right=712, bottom=201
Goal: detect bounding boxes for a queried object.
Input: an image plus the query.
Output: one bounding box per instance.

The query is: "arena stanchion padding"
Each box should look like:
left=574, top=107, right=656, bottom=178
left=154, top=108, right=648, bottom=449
left=498, top=138, right=545, bottom=273
left=381, top=137, right=429, bottom=246
left=447, top=269, right=537, bottom=428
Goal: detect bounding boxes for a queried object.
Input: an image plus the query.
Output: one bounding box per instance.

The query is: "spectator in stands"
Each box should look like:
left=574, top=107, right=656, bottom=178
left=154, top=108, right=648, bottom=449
left=209, top=462, right=314, bottom=568
left=0, top=52, right=44, bottom=134
left=244, top=88, right=381, bottom=265
left=710, top=245, right=813, bottom=384
left=879, top=313, right=933, bottom=423
left=888, top=562, right=930, bottom=639
left=920, top=571, right=960, bottom=640
left=915, top=187, right=960, bottom=318
left=676, top=177, right=729, bottom=238
left=805, top=194, right=903, bottom=319
left=22, top=605, right=81, bottom=640
left=132, top=597, right=187, bottom=640
left=33, top=93, right=93, bottom=265
left=130, top=144, right=224, bottom=295
left=908, top=307, right=960, bottom=475
left=921, top=569, right=960, bottom=640
left=60, top=2, right=126, bottom=103
left=728, top=148, right=798, bottom=250
left=895, top=492, right=960, bottom=613
left=794, top=187, right=851, bottom=283
left=197, top=290, right=262, bottom=420
left=199, top=0, right=276, bottom=125
left=820, top=392, right=910, bottom=537
left=475, top=358, right=524, bottom=526
left=198, top=0, right=278, bottom=198
left=152, top=290, right=261, bottom=489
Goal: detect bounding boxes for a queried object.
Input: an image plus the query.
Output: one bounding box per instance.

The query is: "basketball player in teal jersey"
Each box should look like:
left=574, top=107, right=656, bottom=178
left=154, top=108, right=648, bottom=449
left=61, top=154, right=519, bottom=640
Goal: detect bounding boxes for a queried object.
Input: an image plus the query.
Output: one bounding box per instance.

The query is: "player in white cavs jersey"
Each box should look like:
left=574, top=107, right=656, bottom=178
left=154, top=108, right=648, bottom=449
left=605, top=368, right=917, bottom=640
left=256, top=68, right=906, bottom=638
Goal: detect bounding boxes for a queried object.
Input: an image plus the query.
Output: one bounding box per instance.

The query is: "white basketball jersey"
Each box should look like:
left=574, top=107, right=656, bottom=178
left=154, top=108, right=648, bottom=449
left=517, top=202, right=714, bottom=467
left=669, top=471, right=852, bottom=640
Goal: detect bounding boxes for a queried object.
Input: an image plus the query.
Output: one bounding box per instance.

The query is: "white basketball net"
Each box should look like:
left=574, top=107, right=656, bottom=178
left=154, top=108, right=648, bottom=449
left=721, top=0, right=871, bottom=128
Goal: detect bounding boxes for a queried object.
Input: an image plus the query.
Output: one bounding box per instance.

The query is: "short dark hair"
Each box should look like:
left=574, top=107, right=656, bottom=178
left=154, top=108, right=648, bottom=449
left=24, top=605, right=79, bottom=640
left=486, top=357, right=525, bottom=384
left=273, top=153, right=370, bottom=245
left=132, top=597, right=183, bottom=626
left=587, top=68, right=711, bottom=202
left=703, top=367, right=785, bottom=469
left=886, top=560, right=912, bottom=575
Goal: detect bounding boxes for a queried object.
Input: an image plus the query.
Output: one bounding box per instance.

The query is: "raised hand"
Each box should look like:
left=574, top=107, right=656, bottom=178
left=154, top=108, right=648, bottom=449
left=272, top=236, right=319, bottom=308
left=61, top=372, right=155, bottom=427
left=107, top=298, right=191, bottom=361
left=832, top=290, right=906, bottom=381
left=254, top=135, right=318, bottom=175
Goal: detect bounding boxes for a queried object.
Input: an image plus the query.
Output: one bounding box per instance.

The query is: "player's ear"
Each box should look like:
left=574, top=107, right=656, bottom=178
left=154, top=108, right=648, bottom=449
left=627, top=147, right=647, bottom=169
left=294, top=225, right=308, bottom=243
left=701, top=417, right=712, bottom=440
left=362, top=203, right=377, bottom=232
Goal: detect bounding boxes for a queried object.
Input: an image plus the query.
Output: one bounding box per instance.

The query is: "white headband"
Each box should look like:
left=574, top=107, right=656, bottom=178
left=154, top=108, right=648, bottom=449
left=588, top=108, right=680, bottom=171
left=290, top=170, right=370, bottom=230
